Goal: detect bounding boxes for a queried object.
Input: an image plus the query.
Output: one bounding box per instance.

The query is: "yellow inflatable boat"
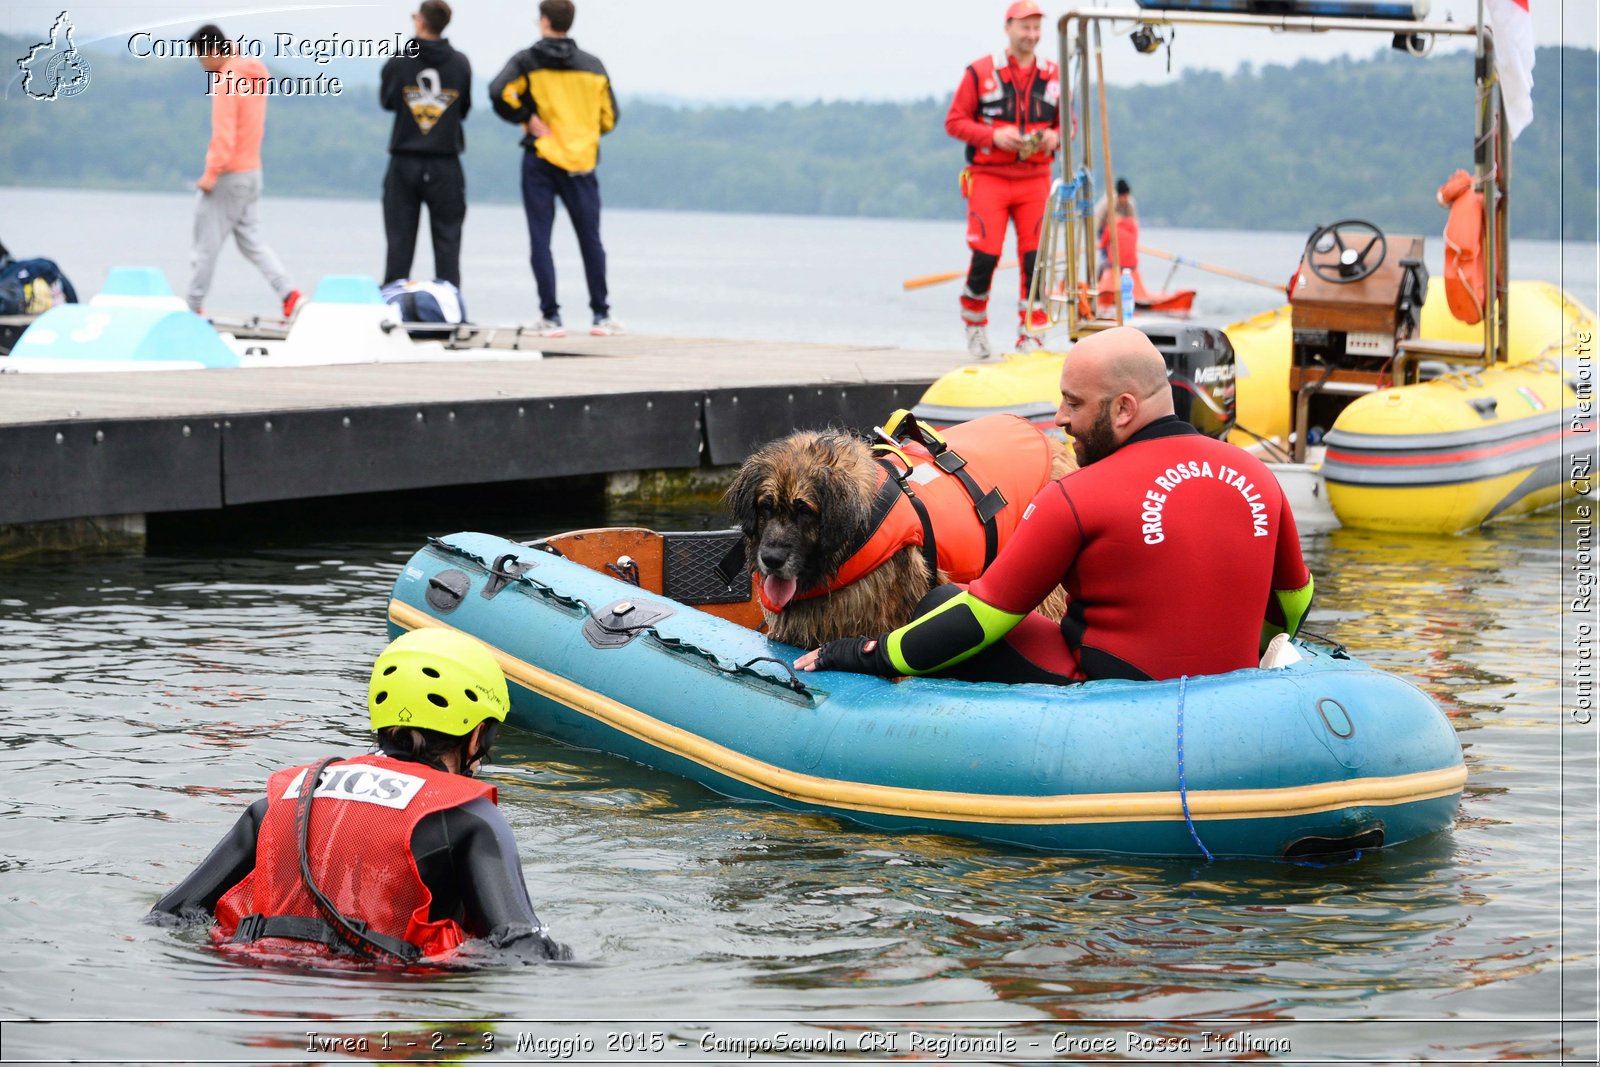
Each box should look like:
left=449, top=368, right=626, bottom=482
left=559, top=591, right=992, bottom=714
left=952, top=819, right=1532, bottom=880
left=914, top=279, right=1594, bottom=535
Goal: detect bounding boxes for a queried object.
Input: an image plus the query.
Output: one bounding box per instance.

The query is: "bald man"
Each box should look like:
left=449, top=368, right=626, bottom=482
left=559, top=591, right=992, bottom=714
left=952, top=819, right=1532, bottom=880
left=798, top=327, right=1314, bottom=683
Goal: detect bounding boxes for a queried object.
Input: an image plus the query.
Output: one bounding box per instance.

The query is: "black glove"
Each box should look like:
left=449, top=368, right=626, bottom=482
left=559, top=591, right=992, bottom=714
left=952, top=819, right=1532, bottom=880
left=813, top=635, right=894, bottom=676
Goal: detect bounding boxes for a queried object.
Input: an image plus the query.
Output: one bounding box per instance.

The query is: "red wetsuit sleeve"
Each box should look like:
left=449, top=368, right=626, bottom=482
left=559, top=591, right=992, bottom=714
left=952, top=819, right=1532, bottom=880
left=1272, top=496, right=1310, bottom=592
left=969, top=480, right=1083, bottom=614
left=945, top=67, right=993, bottom=149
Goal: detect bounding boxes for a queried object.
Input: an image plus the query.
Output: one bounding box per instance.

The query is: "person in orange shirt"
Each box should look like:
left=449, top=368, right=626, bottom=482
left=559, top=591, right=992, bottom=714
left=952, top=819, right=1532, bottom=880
left=186, top=25, right=301, bottom=319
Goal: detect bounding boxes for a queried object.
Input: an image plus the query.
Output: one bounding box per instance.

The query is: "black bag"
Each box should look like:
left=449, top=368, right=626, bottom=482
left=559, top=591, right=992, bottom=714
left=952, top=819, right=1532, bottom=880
left=0, top=256, right=79, bottom=313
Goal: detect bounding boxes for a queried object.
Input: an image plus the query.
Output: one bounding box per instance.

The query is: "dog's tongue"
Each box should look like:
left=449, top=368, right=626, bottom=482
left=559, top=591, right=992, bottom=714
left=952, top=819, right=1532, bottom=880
left=762, top=575, right=799, bottom=610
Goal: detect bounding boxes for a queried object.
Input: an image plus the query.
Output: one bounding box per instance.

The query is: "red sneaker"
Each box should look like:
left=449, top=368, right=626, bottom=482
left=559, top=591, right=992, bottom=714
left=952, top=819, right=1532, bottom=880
left=282, top=289, right=304, bottom=318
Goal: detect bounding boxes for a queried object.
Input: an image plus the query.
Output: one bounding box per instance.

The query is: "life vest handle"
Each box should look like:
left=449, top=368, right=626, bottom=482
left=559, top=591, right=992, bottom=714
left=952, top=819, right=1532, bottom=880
left=878, top=408, right=951, bottom=455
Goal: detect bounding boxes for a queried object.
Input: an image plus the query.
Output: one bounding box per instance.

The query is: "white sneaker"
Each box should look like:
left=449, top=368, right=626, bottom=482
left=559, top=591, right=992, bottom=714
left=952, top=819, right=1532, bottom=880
left=590, top=316, right=625, bottom=336
left=531, top=318, right=566, bottom=338
left=1260, top=632, right=1304, bottom=669
left=965, top=324, right=994, bottom=360
left=1015, top=333, right=1044, bottom=353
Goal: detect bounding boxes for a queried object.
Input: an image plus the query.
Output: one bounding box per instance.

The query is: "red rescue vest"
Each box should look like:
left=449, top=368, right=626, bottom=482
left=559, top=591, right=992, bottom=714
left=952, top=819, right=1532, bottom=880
left=764, top=413, right=1058, bottom=609
left=214, top=753, right=496, bottom=961
left=1437, top=168, right=1486, bottom=325
left=965, top=53, right=1061, bottom=168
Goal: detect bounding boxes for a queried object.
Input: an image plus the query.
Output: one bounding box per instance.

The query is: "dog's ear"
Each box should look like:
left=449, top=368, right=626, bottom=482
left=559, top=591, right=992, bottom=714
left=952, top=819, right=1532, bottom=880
left=813, top=433, right=875, bottom=572
left=724, top=452, right=765, bottom=536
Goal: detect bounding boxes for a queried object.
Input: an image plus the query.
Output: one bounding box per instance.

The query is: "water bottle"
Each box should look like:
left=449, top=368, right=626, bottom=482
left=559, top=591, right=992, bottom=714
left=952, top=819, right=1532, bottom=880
left=1120, top=268, right=1135, bottom=321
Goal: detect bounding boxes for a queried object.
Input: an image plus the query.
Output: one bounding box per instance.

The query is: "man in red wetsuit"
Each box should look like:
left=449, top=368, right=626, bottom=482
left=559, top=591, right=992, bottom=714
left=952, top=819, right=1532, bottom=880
left=945, top=0, right=1061, bottom=360
left=797, top=326, right=1315, bottom=683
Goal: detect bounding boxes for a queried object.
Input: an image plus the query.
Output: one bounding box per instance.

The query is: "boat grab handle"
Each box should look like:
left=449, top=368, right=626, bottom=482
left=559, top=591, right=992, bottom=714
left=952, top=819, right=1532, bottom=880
left=426, top=536, right=815, bottom=699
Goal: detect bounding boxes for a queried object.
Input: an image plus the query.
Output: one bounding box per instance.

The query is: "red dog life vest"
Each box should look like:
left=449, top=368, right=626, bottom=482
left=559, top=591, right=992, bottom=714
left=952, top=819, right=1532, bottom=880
left=780, top=413, right=1058, bottom=606
left=214, top=753, right=496, bottom=961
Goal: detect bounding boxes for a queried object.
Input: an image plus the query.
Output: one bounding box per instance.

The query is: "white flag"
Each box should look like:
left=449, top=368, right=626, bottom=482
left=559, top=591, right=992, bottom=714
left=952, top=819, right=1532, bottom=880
left=1487, top=0, right=1536, bottom=139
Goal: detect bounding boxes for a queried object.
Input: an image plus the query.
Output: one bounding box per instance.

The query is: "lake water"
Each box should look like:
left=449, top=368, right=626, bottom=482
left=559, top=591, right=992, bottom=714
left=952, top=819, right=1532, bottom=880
left=3, top=187, right=1597, bottom=351
left=0, top=189, right=1597, bottom=1062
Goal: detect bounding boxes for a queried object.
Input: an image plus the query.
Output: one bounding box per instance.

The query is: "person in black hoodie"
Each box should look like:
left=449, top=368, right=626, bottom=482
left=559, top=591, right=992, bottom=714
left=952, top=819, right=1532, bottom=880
left=490, top=0, right=621, bottom=337
left=380, top=0, right=472, bottom=288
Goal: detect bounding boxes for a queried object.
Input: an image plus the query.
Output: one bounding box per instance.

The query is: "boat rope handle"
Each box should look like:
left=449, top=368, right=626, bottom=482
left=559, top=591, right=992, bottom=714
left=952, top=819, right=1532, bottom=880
left=1175, top=674, right=1213, bottom=863
left=1294, top=628, right=1349, bottom=658
left=424, top=538, right=816, bottom=699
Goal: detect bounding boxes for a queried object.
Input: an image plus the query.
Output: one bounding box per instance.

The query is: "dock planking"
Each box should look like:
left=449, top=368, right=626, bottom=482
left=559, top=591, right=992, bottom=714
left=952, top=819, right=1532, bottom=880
left=0, top=333, right=974, bottom=526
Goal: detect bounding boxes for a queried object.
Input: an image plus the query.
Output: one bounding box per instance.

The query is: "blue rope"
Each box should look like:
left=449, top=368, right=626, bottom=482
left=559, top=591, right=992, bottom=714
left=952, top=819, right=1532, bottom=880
left=1176, top=673, right=1214, bottom=862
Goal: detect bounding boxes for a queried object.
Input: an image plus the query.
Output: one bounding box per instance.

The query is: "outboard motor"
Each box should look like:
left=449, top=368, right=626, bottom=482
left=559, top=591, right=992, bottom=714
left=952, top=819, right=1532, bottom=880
left=1138, top=323, right=1236, bottom=439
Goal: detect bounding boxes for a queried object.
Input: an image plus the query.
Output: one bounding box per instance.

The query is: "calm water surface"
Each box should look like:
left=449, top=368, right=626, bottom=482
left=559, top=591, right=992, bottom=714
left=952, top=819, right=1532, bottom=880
left=0, top=496, right=1594, bottom=1062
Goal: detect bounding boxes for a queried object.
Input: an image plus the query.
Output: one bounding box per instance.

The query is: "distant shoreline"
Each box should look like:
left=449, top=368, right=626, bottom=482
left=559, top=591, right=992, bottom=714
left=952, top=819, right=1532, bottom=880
left=3, top=39, right=1592, bottom=241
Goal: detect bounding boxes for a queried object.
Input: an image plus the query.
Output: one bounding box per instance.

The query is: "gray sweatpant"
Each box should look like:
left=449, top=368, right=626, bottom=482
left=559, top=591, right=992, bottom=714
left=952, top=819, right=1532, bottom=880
left=186, top=170, right=294, bottom=313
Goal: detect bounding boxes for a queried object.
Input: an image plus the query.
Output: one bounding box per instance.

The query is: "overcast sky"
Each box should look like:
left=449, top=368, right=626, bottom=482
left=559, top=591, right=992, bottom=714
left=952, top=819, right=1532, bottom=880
left=4, top=1, right=1596, bottom=102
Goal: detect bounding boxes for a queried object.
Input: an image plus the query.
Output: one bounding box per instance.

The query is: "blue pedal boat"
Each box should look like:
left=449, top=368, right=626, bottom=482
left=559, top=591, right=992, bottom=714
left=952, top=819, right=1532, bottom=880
left=387, top=530, right=1465, bottom=858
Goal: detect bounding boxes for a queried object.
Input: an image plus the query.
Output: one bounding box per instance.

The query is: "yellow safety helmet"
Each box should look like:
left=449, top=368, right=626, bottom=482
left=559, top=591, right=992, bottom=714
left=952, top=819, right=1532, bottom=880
left=368, top=628, right=510, bottom=735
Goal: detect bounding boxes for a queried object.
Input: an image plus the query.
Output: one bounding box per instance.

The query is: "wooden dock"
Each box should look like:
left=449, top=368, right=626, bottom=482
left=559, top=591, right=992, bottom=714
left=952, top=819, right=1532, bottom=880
left=0, top=333, right=970, bottom=528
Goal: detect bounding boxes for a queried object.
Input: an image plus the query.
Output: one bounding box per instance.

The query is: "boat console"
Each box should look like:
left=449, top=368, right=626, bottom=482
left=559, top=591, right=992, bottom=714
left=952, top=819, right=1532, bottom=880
left=1287, top=220, right=1428, bottom=459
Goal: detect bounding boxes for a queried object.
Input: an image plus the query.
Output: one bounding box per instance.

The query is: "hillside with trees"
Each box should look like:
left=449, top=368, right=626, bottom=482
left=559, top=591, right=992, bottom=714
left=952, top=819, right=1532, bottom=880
left=1, top=38, right=1592, bottom=240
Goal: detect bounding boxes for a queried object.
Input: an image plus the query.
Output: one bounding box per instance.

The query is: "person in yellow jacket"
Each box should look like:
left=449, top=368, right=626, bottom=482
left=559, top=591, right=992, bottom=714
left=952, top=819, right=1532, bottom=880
left=490, top=0, right=621, bottom=338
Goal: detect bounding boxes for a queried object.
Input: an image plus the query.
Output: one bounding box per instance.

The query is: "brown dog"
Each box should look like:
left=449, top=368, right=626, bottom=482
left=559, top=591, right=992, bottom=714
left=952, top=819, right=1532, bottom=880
left=725, top=416, right=1074, bottom=649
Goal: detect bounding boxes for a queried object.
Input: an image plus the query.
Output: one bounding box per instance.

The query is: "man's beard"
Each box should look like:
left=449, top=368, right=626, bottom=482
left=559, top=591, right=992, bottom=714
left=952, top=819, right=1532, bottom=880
left=1074, top=399, right=1118, bottom=466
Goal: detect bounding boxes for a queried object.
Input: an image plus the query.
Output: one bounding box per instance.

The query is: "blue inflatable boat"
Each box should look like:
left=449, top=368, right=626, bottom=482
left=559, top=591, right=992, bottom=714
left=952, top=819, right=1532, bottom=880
left=387, top=530, right=1466, bottom=858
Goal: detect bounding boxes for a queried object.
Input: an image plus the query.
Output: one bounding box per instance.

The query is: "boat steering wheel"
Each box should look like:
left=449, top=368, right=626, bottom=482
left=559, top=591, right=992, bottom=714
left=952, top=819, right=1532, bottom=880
left=1306, top=219, right=1388, bottom=284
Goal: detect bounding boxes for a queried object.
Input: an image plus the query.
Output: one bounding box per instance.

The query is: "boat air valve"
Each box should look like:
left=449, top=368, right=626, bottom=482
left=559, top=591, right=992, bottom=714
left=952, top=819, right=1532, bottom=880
left=583, top=597, right=674, bottom=649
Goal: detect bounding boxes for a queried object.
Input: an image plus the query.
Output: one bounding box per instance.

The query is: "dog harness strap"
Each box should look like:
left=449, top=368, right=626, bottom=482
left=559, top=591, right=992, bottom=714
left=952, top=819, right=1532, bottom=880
left=901, top=486, right=940, bottom=582
left=712, top=539, right=748, bottom=589
left=856, top=461, right=936, bottom=584
left=865, top=461, right=906, bottom=533
left=884, top=421, right=1007, bottom=569
left=927, top=443, right=1005, bottom=566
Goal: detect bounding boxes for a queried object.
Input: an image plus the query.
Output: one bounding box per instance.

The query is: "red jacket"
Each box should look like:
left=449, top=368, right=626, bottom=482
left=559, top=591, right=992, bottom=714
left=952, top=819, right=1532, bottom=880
left=1099, top=215, right=1140, bottom=271
left=946, top=52, right=1061, bottom=179
left=214, top=754, right=496, bottom=961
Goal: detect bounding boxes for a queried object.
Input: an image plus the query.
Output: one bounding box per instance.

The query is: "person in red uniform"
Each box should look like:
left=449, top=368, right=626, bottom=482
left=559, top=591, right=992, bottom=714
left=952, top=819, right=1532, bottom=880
left=945, top=0, right=1061, bottom=360
left=1098, top=177, right=1139, bottom=274
left=797, top=326, right=1315, bottom=683
left=147, top=628, right=567, bottom=965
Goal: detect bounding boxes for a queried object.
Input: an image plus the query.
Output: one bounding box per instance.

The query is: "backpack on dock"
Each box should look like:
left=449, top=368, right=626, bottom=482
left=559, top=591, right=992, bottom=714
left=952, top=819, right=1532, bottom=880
left=380, top=279, right=467, bottom=335
left=0, top=244, right=79, bottom=316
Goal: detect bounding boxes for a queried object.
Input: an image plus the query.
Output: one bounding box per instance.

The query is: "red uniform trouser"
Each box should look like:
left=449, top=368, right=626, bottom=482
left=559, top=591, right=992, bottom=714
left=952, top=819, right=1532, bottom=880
left=961, top=168, right=1051, bottom=331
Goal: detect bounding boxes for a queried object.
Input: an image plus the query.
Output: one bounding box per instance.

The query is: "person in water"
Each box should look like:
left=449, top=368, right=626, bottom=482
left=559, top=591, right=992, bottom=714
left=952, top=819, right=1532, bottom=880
left=147, top=628, right=568, bottom=965
left=797, top=326, right=1314, bottom=684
